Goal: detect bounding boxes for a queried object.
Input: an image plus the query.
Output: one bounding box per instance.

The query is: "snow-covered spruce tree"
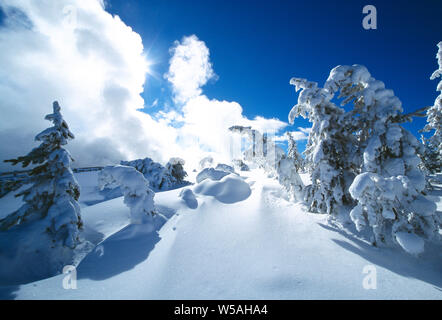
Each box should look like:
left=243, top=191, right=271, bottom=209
left=288, top=78, right=356, bottom=215
left=164, top=157, right=187, bottom=187
left=422, top=41, right=442, bottom=173
left=420, top=135, right=441, bottom=174
left=98, top=165, right=157, bottom=225
left=0, top=101, right=82, bottom=249
left=325, top=65, right=439, bottom=253
left=286, top=131, right=305, bottom=173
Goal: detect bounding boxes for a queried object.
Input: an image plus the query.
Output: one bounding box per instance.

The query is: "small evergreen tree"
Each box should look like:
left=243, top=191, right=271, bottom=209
left=286, top=131, right=305, bottom=173
left=165, top=157, right=187, bottom=186
left=0, top=101, right=82, bottom=249
left=99, top=165, right=157, bottom=225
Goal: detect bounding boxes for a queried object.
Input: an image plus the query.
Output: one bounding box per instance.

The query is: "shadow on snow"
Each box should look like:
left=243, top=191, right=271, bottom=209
left=318, top=223, right=442, bottom=290
left=77, top=223, right=160, bottom=281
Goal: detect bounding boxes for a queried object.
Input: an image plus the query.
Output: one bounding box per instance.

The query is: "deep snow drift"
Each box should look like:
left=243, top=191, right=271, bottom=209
left=0, top=169, right=441, bottom=299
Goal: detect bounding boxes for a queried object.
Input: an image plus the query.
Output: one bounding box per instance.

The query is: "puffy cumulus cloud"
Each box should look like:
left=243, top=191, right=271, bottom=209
left=0, top=1, right=286, bottom=172
left=165, top=35, right=216, bottom=104
left=0, top=0, right=177, bottom=170
left=162, top=35, right=287, bottom=167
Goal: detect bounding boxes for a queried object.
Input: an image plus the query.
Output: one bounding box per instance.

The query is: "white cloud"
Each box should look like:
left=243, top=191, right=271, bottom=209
left=165, top=35, right=216, bottom=104
left=162, top=36, right=287, bottom=167
left=0, top=0, right=175, bottom=169
left=0, top=2, right=286, bottom=171
left=273, top=128, right=311, bottom=142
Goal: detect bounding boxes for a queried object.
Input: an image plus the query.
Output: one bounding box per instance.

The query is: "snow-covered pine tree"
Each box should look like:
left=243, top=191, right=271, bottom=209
left=0, top=101, right=82, bottom=249
left=325, top=65, right=439, bottom=253
left=164, top=157, right=187, bottom=187
left=288, top=78, right=356, bottom=215
left=420, top=135, right=441, bottom=174
left=286, top=131, right=305, bottom=173
left=98, top=165, right=157, bottom=225
left=422, top=41, right=442, bottom=173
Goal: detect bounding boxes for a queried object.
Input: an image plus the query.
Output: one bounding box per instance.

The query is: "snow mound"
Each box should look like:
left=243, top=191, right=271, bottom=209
left=193, top=174, right=251, bottom=204
left=395, top=232, right=425, bottom=255
left=196, top=167, right=231, bottom=183
left=215, top=163, right=235, bottom=173
left=179, top=188, right=198, bottom=209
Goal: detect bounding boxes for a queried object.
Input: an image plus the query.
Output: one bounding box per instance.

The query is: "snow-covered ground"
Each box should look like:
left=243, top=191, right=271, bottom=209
left=0, top=170, right=441, bottom=299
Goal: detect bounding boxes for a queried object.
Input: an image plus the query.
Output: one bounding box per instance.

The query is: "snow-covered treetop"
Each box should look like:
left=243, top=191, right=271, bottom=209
left=422, top=41, right=442, bottom=166
left=324, top=65, right=403, bottom=126
left=36, top=101, right=75, bottom=146
left=430, top=41, right=442, bottom=89
left=5, top=101, right=75, bottom=169
left=168, top=157, right=185, bottom=166
left=288, top=78, right=338, bottom=124
left=288, top=76, right=346, bottom=127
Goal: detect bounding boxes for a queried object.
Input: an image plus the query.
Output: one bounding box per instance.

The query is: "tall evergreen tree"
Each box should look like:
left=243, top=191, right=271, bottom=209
left=422, top=41, right=442, bottom=172
left=0, top=101, right=82, bottom=249
left=288, top=78, right=356, bottom=215
left=325, top=65, right=439, bottom=253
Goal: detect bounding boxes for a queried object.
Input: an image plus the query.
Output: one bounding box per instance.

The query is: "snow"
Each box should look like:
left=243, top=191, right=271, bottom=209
left=0, top=185, right=26, bottom=220
left=194, top=173, right=251, bottom=204
left=179, top=188, right=198, bottom=209
left=409, top=195, right=438, bottom=217
left=196, top=167, right=231, bottom=183
left=395, top=232, right=425, bottom=255
left=215, top=163, right=235, bottom=173
left=0, top=169, right=441, bottom=299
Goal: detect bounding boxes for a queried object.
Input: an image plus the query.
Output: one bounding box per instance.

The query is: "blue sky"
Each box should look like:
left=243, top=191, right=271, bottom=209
left=105, top=0, right=442, bottom=152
